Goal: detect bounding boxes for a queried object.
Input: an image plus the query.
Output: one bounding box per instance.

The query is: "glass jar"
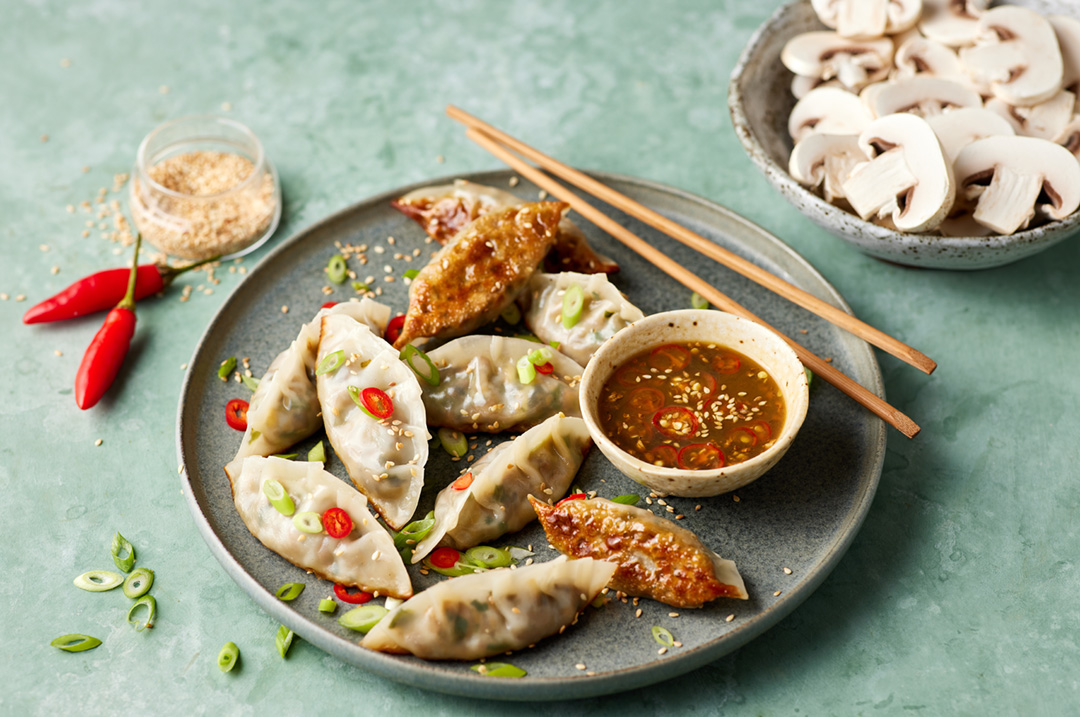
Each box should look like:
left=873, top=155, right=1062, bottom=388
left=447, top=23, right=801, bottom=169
left=129, top=115, right=281, bottom=260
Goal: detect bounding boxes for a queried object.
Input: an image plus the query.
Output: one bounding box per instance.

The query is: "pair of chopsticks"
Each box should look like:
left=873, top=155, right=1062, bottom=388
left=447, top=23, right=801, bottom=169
left=447, top=106, right=928, bottom=438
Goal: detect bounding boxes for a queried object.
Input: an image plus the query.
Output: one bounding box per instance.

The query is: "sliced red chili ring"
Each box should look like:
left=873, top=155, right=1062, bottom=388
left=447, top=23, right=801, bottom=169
left=642, top=444, right=678, bottom=467
left=350, top=386, right=394, bottom=420
left=677, top=442, right=725, bottom=470
left=429, top=547, right=461, bottom=569
left=732, top=426, right=758, bottom=448
left=385, top=314, right=406, bottom=345
left=652, top=406, right=699, bottom=439
left=321, top=301, right=339, bottom=310
left=225, top=399, right=249, bottom=431
left=751, top=419, right=773, bottom=442
left=697, top=371, right=718, bottom=396
left=624, top=387, right=665, bottom=414
left=451, top=472, right=474, bottom=491
left=322, top=507, right=353, bottom=538
left=534, top=362, right=554, bottom=375
left=556, top=493, right=587, bottom=506
left=711, top=353, right=741, bottom=374
left=649, top=344, right=692, bottom=371
left=614, top=364, right=643, bottom=388
left=334, top=584, right=372, bottom=604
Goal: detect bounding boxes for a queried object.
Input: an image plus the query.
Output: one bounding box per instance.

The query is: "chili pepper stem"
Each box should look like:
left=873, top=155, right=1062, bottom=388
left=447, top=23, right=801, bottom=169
left=117, top=234, right=143, bottom=311
left=157, top=253, right=220, bottom=284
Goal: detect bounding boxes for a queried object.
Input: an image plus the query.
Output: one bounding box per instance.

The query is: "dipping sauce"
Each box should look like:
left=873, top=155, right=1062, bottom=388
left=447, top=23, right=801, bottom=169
left=597, top=341, right=786, bottom=470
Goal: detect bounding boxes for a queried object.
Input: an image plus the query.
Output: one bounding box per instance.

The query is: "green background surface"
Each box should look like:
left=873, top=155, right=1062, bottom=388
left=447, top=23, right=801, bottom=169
left=3, top=1, right=1078, bottom=714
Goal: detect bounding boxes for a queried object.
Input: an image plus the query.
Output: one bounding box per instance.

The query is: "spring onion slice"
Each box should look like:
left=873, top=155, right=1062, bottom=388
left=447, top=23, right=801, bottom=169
left=217, top=642, right=239, bottom=672
left=122, top=568, right=154, bottom=598
left=464, top=546, right=513, bottom=569
left=272, top=453, right=298, bottom=459
left=241, top=374, right=260, bottom=392
left=805, top=367, right=813, bottom=387
left=514, top=334, right=541, bottom=343
left=293, top=512, right=323, bottom=534
left=472, top=662, right=527, bottom=678
left=127, top=595, right=157, bottom=632
left=398, top=345, right=440, bottom=387
left=316, top=349, right=346, bottom=376
left=74, top=570, right=123, bottom=592
left=499, top=303, right=522, bottom=325
left=690, top=292, right=709, bottom=310
left=425, top=559, right=485, bottom=578
left=276, top=582, right=305, bottom=601
left=612, top=494, right=640, bottom=505
left=561, top=284, right=585, bottom=329
left=327, top=254, right=348, bottom=284
left=217, top=356, right=237, bottom=380
left=262, top=479, right=295, bottom=516
left=403, top=269, right=420, bottom=280
left=392, top=511, right=436, bottom=559
left=307, top=440, right=326, bottom=463
left=352, top=281, right=369, bottom=292
left=527, top=347, right=553, bottom=366
left=437, top=427, right=468, bottom=458
left=51, top=634, right=102, bottom=652
left=652, top=625, right=675, bottom=647
left=111, top=532, right=135, bottom=573
left=516, top=355, right=536, bottom=385
left=338, top=605, right=389, bottom=633
left=275, top=625, right=294, bottom=658
left=318, top=598, right=337, bottom=614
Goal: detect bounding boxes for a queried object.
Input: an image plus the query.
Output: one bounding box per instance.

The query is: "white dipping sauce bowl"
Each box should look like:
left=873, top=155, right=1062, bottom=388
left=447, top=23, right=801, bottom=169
left=580, top=310, right=810, bottom=497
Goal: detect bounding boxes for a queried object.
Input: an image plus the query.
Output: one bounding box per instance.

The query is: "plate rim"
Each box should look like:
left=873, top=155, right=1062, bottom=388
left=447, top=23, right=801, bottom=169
left=177, top=168, right=886, bottom=700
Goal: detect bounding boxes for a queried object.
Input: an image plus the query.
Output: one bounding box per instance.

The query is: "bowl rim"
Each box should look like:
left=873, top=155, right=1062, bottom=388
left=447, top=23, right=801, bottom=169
left=579, top=309, right=810, bottom=487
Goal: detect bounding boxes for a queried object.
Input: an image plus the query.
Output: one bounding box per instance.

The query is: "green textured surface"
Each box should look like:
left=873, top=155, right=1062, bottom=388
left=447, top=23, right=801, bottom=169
left=3, top=0, right=1078, bottom=714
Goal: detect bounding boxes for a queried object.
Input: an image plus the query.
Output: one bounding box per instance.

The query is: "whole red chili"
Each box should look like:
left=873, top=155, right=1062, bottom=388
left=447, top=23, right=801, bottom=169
left=23, top=254, right=219, bottom=324
left=74, top=235, right=143, bottom=410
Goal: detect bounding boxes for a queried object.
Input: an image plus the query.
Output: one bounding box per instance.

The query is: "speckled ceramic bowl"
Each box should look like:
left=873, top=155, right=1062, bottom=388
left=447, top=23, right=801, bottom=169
left=579, top=310, right=810, bottom=497
left=728, top=0, right=1080, bottom=270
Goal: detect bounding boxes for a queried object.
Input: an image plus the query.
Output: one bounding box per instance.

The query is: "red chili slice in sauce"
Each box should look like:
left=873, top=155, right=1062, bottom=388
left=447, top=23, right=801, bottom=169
left=225, top=399, right=249, bottom=431
left=642, top=444, right=678, bottom=466
left=698, top=371, right=718, bottom=396
left=677, top=442, right=726, bottom=470
left=322, top=508, right=353, bottom=538
left=361, top=387, right=394, bottom=419
left=649, top=344, right=692, bottom=371
left=556, top=493, right=587, bottom=506
left=451, top=472, right=474, bottom=491
left=429, top=547, right=461, bottom=569
left=385, top=315, right=406, bottom=345
left=751, top=419, right=773, bottom=442
left=732, top=426, right=758, bottom=447
left=624, top=387, right=665, bottom=414
left=535, top=362, right=554, bottom=375
left=614, top=364, right=644, bottom=388
left=321, top=301, right=339, bottom=310
left=652, top=406, right=699, bottom=439
left=711, top=352, right=741, bottom=374
left=334, top=584, right=372, bottom=604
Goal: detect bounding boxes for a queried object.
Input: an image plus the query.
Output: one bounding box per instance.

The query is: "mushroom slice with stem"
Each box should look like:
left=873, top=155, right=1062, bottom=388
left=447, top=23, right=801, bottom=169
left=791, top=74, right=844, bottom=100
left=985, top=91, right=1076, bottom=142
left=954, top=135, right=1080, bottom=235
left=959, top=6, right=1064, bottom=108
left=789, top=87, right=874, bottom=143
left=781, top=32, right=894, bottom=92
left=842, top=113, right=955, bottom=233
left=919, top=0, right=988, bottom=48
left=1049, top=15, right=1080, bottom=94
left=893, top=36, right=966, bottom=83
left=866, top=76, right=982, bottom=118
left=1054, top=116, right=1080, bottom=160
left=926, top=107, right=1015, bottom=164
left=810, top=0, right=922, bottom=40
left=789, top=133, right=865, bottom=204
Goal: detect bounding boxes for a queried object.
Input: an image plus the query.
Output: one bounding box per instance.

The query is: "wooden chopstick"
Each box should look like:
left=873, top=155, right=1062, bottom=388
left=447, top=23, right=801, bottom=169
left=464, top=127, right=921, bottom=438
left=447, top=105, right=936, bottom=377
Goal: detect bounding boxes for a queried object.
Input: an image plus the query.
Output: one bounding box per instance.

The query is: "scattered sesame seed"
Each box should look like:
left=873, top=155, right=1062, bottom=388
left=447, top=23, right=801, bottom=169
left=669, top=612, right=679, bottom=618
left=180, top=363, right=188, bottom=370
left=538, top=190, right=548, bottom=200
left=774, top=590, right=782, bottom=597
left=221, top=101, right=233, bottom=112
left=14, top=294, right=26, bottom=302
left=635, top=608, right=642, bottom=618
left=281, top=305, right=289, bottom=314
left=60, top=58, right=72, bottom=67
left=159, top=84, right=170, bottom=94
left=41, top=134, right=49, bottom=143
left=725, top=614, right=735, bottom=622
left=0, top=293, right=7, bottom=301
left=575, top=663, right=586, bottom=671
left=508, top=176, right=519, bottom=187
left=733, top=495, right=740, bottom=503
left=81, top=230, right=90, bottom=238
left=94, top=439, right=103, bottom=446
left=435, top=155, right=445, bottom=164
left=783, top=567, right=793, bottom=575
left=82, top=166, right=90, bottom=173
left=658, top=647, right=667, bottom=655
left=39, top=244, right=50, bottom=252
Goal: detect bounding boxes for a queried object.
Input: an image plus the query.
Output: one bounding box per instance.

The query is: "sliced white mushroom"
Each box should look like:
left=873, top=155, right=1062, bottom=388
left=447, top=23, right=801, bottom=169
left=927, top=107, right=1015, bottom=164
left=953, top=135, right=1080, bottom=234
left=958, top=6, right=1064, bottom=107
left=789, top=87, right=875, bottom=143
left=866, top=76, right=982, bottom=118
left=1053, top=115, right=1080, bottom=160
left=919, top=0, right=988, bottom=48
left=985, top=91, right=1076, bottom=141
left=781, top=32, right=894, bottom=92
left=1049, top=15, right=1080, bottom=93
left=789, top=133, right=866, bottom=203
left=937, top=205, right=996, bottom=236
left=810, top=0, right=922, bottom=40
left=791, top=74, right=845, bottom=100
left=842, top=113, right=955, bottom=232
left=893, top=36, right=966, bottom=82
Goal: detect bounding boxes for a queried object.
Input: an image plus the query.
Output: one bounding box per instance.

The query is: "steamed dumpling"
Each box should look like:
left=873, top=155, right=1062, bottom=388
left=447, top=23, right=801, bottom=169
left=316, top=313, right=427, bottom=531
left=410, top=414, right=592, bottom=563
left=230, top=456, right=411, bottom=598
left=361, top=556, right=615, bottom=660
left=421, top=335, right=585, bottom=433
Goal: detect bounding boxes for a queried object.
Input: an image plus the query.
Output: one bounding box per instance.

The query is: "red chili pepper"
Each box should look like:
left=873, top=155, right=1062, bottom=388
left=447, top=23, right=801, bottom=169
left=321, top=301, right=339, bottom=310
left=556, top=493, right=587, bottom=506
left=385, top=315, right=406, bottom=345
left=534, top=362, right=554, bottom=375
left=322, top=507, right=353, bottom=538
left=677, top=442, right=725, bottom=470
left=750, top=419, right=773, bottom=442
left=732, top=426, right=758, bottom=448
left=334, top=584, right=372, bottom=604
left=74, top=235, right=144, bottom=410
left=649, top=344, right=692, bottom=371
left=225, top=399, right=249, bottom=431
left=450, top=472, right=474, bottom=491
left=429, top=547, right=461, bottom=569
left=624, top=387, right=665, bottom=414
left=652, top=406, right=699, bottom=439
left=711, top=353, right=741, bottom=375
left=642, top=444, right=678, bottom=467
left=23, top=254, right=219, bottom=324
left=358, top=387, right=394, bottom=420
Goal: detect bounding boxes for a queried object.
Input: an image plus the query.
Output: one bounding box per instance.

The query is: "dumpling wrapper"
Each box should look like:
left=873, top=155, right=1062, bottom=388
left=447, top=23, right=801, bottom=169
left=230, top=456, right=411, bottom=599
left=361, top=556, right=615, bottom=660
left=531, top=496, right=748, bottom=608
left=421, top=335, right=585, bottom=433
left=225, top=299, right=391, bottom=480
left=517, top=271, right=644, bottom=365
left=410, top=414, right=592, bottom=563
left=316, top=313, right=427, bottom=531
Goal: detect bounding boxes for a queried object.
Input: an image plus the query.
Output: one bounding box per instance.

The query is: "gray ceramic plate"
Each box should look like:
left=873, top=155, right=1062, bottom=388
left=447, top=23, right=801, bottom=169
left=177, top=169, right=886, bottom=701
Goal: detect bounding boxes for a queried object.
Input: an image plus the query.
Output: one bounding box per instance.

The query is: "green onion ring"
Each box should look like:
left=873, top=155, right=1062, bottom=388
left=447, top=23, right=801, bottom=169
left=424, top=559, right=485, bottom=578
left=398, top=345, right=440, bottom=387
left=316, top=349, right=346, bottom=376
left=351, top=280, right=369, bottom=292
left=122, top=568, right=155, bottom=599
left=464, top=545, right=513, bottom=569
left=73, top=569, right=123, bottom=592
left=217, top=641, right=240, bottom=672
left=805, top=367, right=813, bottom=387
left=292, top=512, right=323, bottom=534
left=127, top=595, right=157, bottom=632
left=500, top=303, right=522, bottom=325
left=652, top=625, right=675, bottom=647
left=392, top=511, right=436, bottom=559
left=271, top=453, right=298, bottom=459
left=276, top=582, right=306, bottom=601
left=527, top=347, right=553, bottom=366
left=690, top=292, right=709, bottom=310
left=307, top=440, right=326, bottom=463
left=241, top=374, right=260, bottom=392
left=51, top=634, right=102, bottom=652
left=327, top=254, right=348, bottom=284
left=612, top=494, right=641, bottom=505
left=516, top=355, right=536, bottom=385
left=513, top=333, right=541, bottom=343
left=437, top=427, right=468, bottom=458
left=111, top=532, right=135, bottom=573
left=262, top=479, right=295, bottom=516
left=338, top=605, right=389, bottom=634
left=318, top=598, right=337, bottom=614
left=275, top=625, right=294, bottom=658
left=472, top=662, right=527, bottom=678
left=561, top=284, right=585, bottom=329
left=217, top=356, right=237, bottom=380
left=403, top=268, right=420, bottom=280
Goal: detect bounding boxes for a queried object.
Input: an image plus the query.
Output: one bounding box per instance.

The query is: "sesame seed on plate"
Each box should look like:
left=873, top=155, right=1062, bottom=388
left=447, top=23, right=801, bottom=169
left=783, top=567, right=793, bottom=575
left=54, top=350, right=62, bottom=357
left=575, top=663, right=586, bottom=671
left=94, top=439, right=103, bottom=446
left=726, top=614, right=735, bottom=622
